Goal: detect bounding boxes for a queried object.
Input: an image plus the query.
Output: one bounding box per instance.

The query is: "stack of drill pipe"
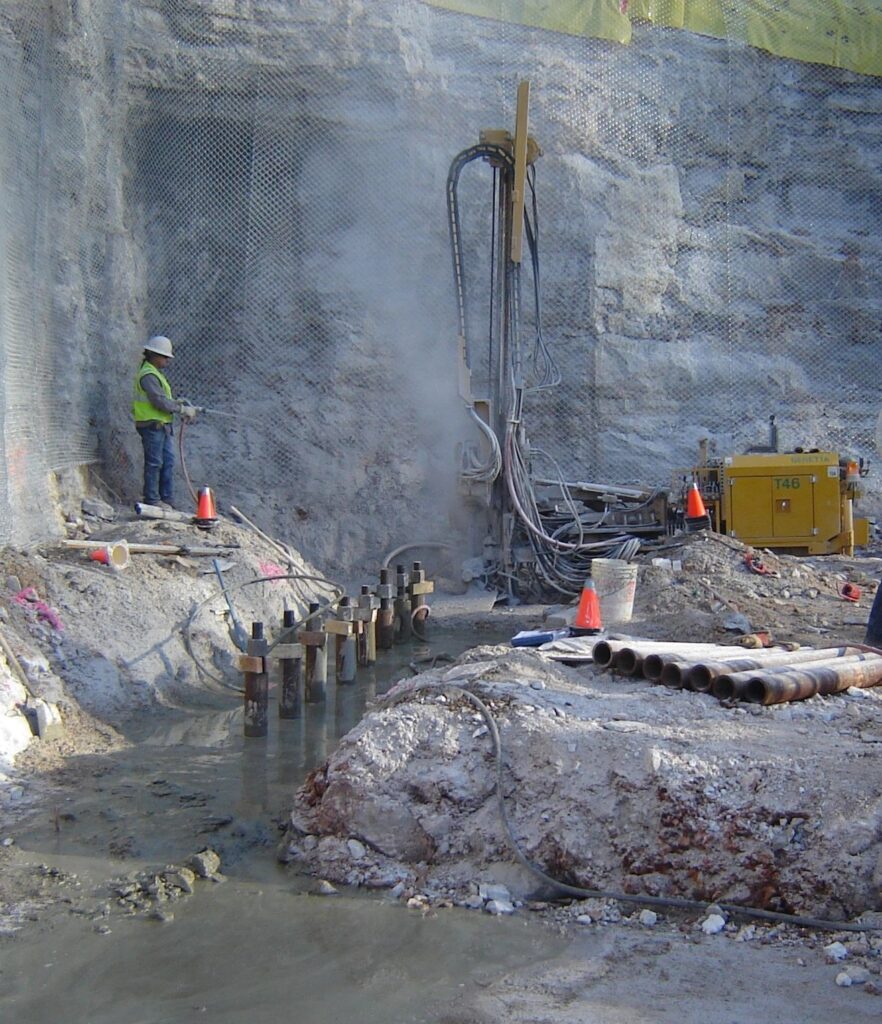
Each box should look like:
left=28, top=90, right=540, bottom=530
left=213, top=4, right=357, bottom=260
left=690, top=646, right=856, bottom=695
left=651, top=645, right=859, bottom=691
left=591, top=639, right=742, bottom=677
left=715, top=652, right=882, bottom=705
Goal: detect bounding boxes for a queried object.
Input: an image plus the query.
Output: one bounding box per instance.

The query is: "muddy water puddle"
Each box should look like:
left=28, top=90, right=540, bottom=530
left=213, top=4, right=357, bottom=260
left=1, top=628, right=567, bottom=1022
left=2, top=873, right=562, bottom=1023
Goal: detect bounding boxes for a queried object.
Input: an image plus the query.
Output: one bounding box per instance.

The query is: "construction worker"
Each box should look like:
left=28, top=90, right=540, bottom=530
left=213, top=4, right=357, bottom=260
left=132, top=335, right=197, bottom=509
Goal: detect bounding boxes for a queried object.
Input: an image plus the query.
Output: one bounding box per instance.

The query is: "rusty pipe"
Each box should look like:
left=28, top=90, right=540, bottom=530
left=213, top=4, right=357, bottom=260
left=742, top=654, right=882, bottom=706
left=715, top=653, right=876, bottom=703
left=592, top=639, right=736, bottom=671
left=691, top=646, right=856, bottom=693
left=642, top=652, right=727, bottom=684
left=649, top=645, right=854, bottom=690
left=657, top=658, right=700, bottom=688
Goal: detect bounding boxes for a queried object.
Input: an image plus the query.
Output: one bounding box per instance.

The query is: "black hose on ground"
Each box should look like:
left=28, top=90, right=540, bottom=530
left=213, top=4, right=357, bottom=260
left=377, top=680, right=879, bottom=934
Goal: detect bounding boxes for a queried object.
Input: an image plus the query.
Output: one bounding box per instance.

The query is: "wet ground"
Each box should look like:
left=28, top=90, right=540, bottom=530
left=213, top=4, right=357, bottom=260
left=1, top=628, right=570, bottom=1024
left=3, top=623, right=882, bottom=1023
left=1, top=863, right=563, bottom=1023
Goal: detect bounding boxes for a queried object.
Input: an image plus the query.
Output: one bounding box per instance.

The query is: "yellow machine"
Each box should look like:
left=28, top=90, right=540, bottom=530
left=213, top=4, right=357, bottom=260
left=678, top=428, right=870, bottom=556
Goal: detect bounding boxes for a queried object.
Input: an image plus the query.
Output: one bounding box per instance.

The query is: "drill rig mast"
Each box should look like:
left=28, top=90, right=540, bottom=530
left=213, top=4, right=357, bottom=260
left=448, top=82, right=652, bottom=601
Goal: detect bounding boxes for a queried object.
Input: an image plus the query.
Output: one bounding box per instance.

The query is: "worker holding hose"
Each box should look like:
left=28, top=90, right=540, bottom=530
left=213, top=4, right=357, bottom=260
left=131, top=335, right=198, bottom=510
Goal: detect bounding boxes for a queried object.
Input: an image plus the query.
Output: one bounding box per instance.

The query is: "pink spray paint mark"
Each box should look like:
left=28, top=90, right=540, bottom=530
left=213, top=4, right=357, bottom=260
left=13, top=588, right=64, bottom=630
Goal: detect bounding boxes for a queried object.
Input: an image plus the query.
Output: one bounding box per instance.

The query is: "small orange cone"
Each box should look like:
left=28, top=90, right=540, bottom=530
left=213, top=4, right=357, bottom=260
left=89, top=547, right=110, bottom=564
left=686, top=482, right=707, bottom=519
left=571, top=579, right=602, bottom=635
left=194, top=486, right=218, bottom=531
left=685, top=482, right=710, bottom=532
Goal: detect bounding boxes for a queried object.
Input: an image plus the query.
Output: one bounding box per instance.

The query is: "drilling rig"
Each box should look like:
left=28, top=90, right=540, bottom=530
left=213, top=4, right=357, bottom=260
left=447, top=82, right=661, bottom=601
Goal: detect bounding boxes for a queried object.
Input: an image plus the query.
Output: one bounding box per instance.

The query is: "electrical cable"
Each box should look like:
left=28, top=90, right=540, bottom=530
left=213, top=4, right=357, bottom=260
left=378, top=680, right=879, bottom=934
left=447, top=143, right=515, bottom=369
left=460, top=408, right=502, bottom=483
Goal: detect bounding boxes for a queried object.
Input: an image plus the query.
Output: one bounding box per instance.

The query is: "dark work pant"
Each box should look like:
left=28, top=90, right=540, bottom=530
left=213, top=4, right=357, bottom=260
left=866, top=583, right=882, bottom=647
left=137, top=424, right=175, bottom=505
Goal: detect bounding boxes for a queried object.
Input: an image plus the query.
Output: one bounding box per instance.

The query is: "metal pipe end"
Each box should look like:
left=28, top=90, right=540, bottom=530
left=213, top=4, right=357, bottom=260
left=712, top=675, right=736, bottom=701
left=614, top=649, right=639, bottom=675
left=591, top=641, right=614, bottom=669
left=642, top=654, right=665, bottom=681
left=744, top=678, right=767, bottom=703
left=689, top=665, right=714, bottom=692
left=660, top=661, right=684, bottom=688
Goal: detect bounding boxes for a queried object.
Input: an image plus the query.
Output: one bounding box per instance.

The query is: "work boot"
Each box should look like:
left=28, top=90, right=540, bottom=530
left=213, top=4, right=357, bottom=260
left=158, top=500, right=177, bottom=512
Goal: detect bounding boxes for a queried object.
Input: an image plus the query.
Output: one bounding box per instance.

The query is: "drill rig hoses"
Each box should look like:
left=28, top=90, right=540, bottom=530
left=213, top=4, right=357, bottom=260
left=379, top=681, right=878, bottom=934
left=447, top=143, right=516, bottom=363
left=504, top=426, right=642, bottom=595
left=461, top=408, right=503, bottom=483
left=523, top=166, right=560, bottom=391
left=504, top=427, right=595, bottom=553
left=177, top=419, right=199, bottom=508
left=381, top=542, right=452, bottom=571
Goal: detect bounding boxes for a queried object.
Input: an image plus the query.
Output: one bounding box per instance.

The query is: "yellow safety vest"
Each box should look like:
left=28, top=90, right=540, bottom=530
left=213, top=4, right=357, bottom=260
left=132, top=361, right=174, bottom=425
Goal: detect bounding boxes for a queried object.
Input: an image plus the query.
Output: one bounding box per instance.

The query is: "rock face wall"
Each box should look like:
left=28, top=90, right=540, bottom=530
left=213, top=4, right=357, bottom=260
left=2, top=1, right=881, bottom=569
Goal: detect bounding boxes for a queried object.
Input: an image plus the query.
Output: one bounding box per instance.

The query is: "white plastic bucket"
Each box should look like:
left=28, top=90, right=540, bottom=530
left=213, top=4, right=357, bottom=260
left=591, top=558, right=638, bottom=624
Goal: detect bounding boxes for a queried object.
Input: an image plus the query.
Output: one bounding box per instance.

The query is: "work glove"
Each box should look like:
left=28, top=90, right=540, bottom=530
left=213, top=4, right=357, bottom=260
left=179, top=402, right=198, bottom=424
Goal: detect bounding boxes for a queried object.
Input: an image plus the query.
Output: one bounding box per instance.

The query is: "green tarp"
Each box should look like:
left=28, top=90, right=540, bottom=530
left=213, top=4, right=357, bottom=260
left=423, top=0, right=882, bottom=77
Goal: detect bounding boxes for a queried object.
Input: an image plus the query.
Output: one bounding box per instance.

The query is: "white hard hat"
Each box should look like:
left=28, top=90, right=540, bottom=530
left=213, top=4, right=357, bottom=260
left=144, top=335, right=174, bottom=358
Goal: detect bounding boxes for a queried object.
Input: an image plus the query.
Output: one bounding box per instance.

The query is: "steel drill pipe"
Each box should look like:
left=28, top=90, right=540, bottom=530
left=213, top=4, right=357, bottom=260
left=690, top=646, right=856, bottom=693
left=650, top=644, right=853, bottom=691
left=642, top=650, right=738, bottom=684
left=591, top=639, right=736, bottom=671
left=611, top=648, right=652, bottom=675
left=712, top=650, right=863, bottom=702
left=657, top=658, right=700, bottom=688
left=742, top=654, right=882, bottom=706
left=716, top=652, right=877, bottom=703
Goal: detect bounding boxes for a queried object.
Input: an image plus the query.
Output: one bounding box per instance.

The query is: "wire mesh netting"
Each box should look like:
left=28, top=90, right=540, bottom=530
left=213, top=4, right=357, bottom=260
left=1, top=1, right=881, bottom=581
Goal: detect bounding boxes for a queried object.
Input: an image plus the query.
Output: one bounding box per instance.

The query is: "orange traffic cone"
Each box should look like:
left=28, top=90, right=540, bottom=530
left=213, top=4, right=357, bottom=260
left=88, top=541, right=130, bottom=570
left=571, top=579, right=602, bottom=636
left=194, top=486, right=218, bottom=531
left=685, top=482, right=710, bottom=532
left=686, top=482, right=706, bottom=518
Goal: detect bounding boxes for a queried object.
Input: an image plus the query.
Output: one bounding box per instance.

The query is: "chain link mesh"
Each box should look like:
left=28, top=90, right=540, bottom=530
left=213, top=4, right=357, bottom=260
left=1, top=1, right=880, bottom=574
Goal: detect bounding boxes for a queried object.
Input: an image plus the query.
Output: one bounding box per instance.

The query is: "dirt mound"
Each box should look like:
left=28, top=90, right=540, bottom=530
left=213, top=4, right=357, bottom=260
left=282, top=533, right=882, bottom=920
left=284, top=643, right=882, bottom=918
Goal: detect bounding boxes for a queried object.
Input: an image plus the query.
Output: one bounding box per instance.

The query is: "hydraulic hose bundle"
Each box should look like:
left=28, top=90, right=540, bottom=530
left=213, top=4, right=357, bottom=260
left=448, top=143, right=640, bottom=598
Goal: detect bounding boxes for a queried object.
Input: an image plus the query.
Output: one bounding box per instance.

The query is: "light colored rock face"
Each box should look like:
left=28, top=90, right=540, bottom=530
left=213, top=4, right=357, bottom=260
left=2, top=2, right=880, bottom=565
left=287, top=646, right=882, bottom=917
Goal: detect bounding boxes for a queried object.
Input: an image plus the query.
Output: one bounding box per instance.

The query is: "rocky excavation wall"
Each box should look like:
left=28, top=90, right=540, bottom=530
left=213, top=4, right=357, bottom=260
left=2, top=1, right=881, bottom=570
